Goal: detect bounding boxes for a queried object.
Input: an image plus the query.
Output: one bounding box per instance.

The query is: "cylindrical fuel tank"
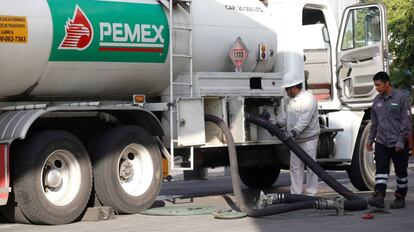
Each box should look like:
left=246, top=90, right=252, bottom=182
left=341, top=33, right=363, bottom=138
left=0, top=0, right=277, bottom=99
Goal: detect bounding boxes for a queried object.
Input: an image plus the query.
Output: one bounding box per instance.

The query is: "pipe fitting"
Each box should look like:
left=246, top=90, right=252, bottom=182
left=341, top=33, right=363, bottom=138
left=333, top=196, right=345, bottom=216
left=255, top=191, right=286, bottom=209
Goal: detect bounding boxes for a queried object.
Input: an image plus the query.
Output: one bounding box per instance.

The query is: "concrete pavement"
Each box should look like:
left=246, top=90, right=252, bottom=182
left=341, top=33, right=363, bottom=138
left=1, top=165, right=413, bottom=232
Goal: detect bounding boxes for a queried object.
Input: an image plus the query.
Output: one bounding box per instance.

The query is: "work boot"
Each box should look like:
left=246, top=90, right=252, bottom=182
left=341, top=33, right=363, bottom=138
left=368, top=191, right=385, bottom=208
left=390, top=193, right=405, bottom=209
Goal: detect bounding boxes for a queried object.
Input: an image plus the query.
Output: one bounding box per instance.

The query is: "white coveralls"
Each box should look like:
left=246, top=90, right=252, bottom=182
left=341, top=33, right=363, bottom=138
left=277, top=88, right=320, bottom=196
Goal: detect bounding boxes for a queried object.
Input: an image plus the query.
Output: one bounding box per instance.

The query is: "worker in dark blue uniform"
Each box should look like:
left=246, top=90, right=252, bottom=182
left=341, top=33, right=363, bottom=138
left=366, top=71, right=411, bottom=209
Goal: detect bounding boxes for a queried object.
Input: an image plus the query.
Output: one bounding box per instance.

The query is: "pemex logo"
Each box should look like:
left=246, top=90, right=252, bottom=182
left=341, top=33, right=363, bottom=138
left=58, top=5, right=93, bottom=50
left=49, top=0, right=169, bottom=63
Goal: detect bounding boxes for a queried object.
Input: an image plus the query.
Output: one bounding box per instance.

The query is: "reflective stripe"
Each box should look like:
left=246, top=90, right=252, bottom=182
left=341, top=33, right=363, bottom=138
left=376, top=179, right=388, bottom=184
left=397, top=177, right=408, bottom=182
left=397, top=180, right=408, bottom=184
left=397, top=184, right=408, bottom=188
left=376, top=174, right=389, bottom=178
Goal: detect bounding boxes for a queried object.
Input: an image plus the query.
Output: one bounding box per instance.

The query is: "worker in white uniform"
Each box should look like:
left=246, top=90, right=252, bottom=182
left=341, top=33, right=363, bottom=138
left=276, top=73, right=321, bottom=196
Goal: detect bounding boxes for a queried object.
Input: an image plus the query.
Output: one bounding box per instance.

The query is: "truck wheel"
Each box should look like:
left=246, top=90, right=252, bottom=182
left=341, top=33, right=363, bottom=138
left=0, top=192, right=30, bottom=224
left=347, top=122, right=375, bottom=191
left=91, top=126, right=162, bottom=214
left=9, top=131, right=93, bottom=224
left=239, top=166, right=281, bottom=189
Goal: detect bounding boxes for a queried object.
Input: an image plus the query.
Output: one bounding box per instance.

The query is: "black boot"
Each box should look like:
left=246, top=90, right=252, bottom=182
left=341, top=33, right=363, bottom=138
left=368, top=190, right=385, bottom=208
left=390, top=193, right=405, bottom=209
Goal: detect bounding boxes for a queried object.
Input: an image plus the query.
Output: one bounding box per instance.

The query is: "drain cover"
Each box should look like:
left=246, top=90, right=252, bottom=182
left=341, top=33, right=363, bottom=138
left=213, top=210, right=247, bottom=219
left=142, top=206, right=214, bottom=216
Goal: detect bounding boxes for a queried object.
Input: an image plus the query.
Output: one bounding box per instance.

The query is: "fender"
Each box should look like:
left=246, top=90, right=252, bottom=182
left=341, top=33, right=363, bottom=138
left=0, top=103, right=164, bottom=144
left=326, top=110, right=365, bottom=160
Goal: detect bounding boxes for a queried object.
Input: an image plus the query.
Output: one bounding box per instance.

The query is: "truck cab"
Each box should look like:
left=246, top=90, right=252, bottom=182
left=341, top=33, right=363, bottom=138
left=263, top=0, right=389, bottom=190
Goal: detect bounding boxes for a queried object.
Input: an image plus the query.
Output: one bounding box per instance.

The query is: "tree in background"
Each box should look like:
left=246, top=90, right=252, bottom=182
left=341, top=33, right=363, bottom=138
left=385, top=0, right=414, bottom=98
left=363, top=0, right=414, bottom=102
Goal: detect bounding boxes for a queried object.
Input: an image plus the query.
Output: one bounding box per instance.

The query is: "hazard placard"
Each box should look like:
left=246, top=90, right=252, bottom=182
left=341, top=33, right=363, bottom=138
left=0, top=15, right=28, bottom=43
left=228, top=37, right=249, bottom=72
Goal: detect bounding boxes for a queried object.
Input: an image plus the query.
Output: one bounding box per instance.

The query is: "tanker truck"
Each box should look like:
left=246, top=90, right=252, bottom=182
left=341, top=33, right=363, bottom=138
left=0, top=0, right=390, bottom=225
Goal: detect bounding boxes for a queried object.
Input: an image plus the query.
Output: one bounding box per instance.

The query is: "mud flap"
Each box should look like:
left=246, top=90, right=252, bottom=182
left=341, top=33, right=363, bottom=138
left=0, top=144, right=10, bottom=206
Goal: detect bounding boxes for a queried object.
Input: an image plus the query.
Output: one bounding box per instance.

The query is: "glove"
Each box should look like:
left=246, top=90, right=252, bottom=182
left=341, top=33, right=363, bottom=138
left=275, top=122, right=283, bottom=128
left=285, top=130, right=297, bottom=140
left=290, top=130, right=297, bottom=138
left=259, top=111, right=271, bottom=121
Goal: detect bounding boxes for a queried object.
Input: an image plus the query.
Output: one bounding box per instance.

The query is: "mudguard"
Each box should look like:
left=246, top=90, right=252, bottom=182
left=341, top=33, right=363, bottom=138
left=326, top=110, right=365, bottom=160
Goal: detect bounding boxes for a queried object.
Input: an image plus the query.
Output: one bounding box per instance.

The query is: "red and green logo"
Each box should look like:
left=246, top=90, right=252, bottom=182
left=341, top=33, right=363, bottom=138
left=59, top=5, right=93, bottom=50
left=48, top=0, right=169, bottom=63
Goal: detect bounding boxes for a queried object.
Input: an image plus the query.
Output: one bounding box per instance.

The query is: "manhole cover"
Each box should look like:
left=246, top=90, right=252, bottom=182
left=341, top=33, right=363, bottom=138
left=213, top=210, right=247, bottom=219
left=141, top=206, right=214, bottom=216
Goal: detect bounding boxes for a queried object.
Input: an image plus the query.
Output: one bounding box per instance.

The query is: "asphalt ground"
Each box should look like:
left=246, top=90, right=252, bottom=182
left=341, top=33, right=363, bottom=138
left=0, top=159, right=413, bottom=232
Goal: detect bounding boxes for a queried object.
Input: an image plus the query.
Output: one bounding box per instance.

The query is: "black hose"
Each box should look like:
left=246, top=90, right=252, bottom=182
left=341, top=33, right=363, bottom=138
left=245, top=114, right=367, bottom=210
left=205, top=114, right=322, bottom=217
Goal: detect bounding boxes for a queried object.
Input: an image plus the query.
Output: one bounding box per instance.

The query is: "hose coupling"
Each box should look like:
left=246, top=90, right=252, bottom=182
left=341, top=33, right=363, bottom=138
left=255, top=191, right=285, bottom=209
left=315, top=196, right=344, bottom=216
left=315, top=199, right=334, bottom=210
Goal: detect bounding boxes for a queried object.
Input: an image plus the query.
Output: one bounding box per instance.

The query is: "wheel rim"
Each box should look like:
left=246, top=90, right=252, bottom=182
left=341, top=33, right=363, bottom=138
left=41, top=149, right=82, bottom=206
left=362, top=125, right=376, bottom=187
left=117, top=143, right=154, bottom=197
left=363, top=144, right=376, bottom=179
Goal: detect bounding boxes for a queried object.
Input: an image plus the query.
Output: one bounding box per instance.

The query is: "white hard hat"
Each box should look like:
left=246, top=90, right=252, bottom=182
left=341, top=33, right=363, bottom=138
left=282, top=72, right=303, bottom=88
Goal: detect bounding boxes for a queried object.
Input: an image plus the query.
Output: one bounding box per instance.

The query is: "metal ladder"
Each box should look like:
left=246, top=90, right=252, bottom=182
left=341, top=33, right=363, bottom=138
left=167, top=0, right=194, bottom=170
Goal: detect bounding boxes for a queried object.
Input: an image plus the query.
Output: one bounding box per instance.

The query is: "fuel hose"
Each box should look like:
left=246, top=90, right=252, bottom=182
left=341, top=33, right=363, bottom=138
left=245, top=114, right=367, bottom=211
left=204, top=114, right=367, bottom=217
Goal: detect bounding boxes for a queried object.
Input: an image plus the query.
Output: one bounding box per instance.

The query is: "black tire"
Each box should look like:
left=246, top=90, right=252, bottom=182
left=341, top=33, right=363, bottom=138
left=347, top=122, right=376, bottom=191
left=91, top=126, right=162, bottom=214
left=239, top=166, right=281, bottom=189
left=8, top=131, right=93, bottom=225
left=0, top=192, right=30, bottom=224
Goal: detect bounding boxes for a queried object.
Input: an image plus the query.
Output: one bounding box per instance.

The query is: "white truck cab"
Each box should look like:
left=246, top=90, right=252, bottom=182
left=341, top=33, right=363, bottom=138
left=261, top=0, right=389, bottom=190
